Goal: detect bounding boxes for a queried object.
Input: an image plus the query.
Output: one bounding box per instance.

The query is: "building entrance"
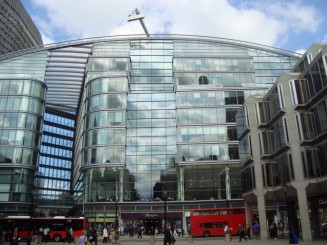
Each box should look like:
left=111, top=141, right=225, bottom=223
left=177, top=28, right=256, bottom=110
left=144, top=218, right=161, bottom=235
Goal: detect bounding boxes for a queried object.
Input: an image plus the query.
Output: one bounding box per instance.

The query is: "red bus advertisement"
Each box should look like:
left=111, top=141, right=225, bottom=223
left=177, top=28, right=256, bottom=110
left=190, top=207, right=249, bottom=237
left=0, top=216, right=87, bottom=242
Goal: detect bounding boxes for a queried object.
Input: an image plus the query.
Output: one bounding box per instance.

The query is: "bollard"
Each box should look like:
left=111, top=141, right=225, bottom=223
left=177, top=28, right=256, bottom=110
left=187, top=235, right=193, bottom=243
left=149, top=235, right=155, bottom=244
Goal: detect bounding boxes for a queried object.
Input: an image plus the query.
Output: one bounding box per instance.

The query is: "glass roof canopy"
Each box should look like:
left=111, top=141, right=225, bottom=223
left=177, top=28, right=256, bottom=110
left=44, top=45, right=92, bottom=110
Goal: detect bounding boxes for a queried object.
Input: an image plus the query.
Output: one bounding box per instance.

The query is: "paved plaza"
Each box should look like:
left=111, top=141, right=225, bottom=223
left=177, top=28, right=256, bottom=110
left=117, top=234, right=326, bottom=245
left=8, top=234, right=325, bottom=245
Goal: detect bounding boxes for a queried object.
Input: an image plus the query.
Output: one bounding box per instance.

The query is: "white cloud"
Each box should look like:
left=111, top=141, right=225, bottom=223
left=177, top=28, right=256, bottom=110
left=30, top=0, right=323, bottom=49
left=41, top=32, right=56, bottom=45
left=294, top=49, right=306, bottom=55
left=262, top=1, right=321, bottom=33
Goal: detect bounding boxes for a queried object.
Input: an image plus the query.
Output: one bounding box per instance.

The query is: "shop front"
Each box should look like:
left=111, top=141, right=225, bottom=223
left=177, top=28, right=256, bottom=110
left=121, top=212, right=183, bottom=235
left=309, top=195, right=327, bottom=238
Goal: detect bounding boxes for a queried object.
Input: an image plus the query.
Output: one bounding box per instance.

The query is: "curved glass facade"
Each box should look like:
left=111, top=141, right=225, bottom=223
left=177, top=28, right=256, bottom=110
left=80, top=45, right=130, bottom=203
left=0, top=79, right=46, bottom=203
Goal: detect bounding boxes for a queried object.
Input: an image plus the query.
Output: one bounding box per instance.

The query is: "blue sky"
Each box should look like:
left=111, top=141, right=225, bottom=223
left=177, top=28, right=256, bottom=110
left=22, top=0, right=327, bottom=53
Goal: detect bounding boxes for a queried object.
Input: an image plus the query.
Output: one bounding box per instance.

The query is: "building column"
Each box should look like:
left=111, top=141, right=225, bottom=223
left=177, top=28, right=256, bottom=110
left=257, top=194, right=268, bottom=240
left=296, top=185, right=312, bottom=241
left=245, top=202, right=253, bottom=228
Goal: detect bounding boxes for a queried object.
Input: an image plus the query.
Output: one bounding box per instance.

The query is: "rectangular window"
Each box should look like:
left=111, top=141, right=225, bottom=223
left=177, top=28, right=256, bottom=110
left=277, top=84, right=285, bottom=108
left=295, top=113, right=303, bottom=141
left=307, top=53, right=313, bottom=64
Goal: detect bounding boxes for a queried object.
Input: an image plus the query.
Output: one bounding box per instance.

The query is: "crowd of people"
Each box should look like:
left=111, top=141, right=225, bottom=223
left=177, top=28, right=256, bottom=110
left=223, top=219, right=291, bottom=242
left=8, top=218, right=290, bottom=245
left=224, top=221, right=261, bottom=242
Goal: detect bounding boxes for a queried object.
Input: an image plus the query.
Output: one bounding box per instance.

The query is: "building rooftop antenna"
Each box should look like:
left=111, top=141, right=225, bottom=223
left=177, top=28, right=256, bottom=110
left=127, top=8, right=150, bottom=37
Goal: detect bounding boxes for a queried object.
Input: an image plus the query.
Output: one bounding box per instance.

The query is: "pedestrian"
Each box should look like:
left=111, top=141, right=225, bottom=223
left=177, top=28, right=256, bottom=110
left=114, top=226, right=120, bottom=244
left=224, top=223, right=232, bottom=242
left=246, top=223, right=251, bottom=239
left=164, top=223, right=175, bottom=245
left=129, top=226, right=134, bottom=237
left=76, top=231, right=87, bottom=245
left=187, top=223, right=191, bottom=235
left=103, top=226, right=109, bottom=243
left=10, top=228, right=20, bottom=245
left=253, top=221, right=260, bottom=239
left=86, top=227, right=92, bottom=240
left=270, top=221, right=278, bottom=239
left=238, top=224, right=247, bottom=242
left=92, top=226, right=98, bottom=245
left=137, top=227, right=142, bottom=239
left=277, top=222, right=284, bottom=238
left=69, top=227, right=73, bottom=242
left=177, top=227, right=181, bottom=237
left=65, top=227, right=72, bottom=244
left=43, top=228, right=49, bottom=244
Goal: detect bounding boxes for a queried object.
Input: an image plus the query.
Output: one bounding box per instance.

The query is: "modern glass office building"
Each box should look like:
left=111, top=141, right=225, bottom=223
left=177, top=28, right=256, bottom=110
left=0, top=0, right=43, bottom=55
left=0, top=35, right=299, bottom=231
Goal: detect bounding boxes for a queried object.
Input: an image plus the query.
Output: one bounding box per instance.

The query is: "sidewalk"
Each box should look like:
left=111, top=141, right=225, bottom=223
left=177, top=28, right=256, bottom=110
left=117, top=234, right=326, bottom=245
left=6, top=234, right=326, bottom=245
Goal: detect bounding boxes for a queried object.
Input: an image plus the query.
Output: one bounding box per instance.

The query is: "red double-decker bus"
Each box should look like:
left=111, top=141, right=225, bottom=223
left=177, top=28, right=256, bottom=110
left=0, top=216, right=87, bottom=242
left=190, top=207, right=250, bottom=237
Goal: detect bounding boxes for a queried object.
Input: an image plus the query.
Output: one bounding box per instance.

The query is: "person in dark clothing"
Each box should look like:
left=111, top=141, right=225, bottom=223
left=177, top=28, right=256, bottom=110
left=246, top=224, right=251, bottom=239
left=92, top=227, right=98, bottom=245
left=238, top=224, right=247, bottom=242
left=272, top=222, right=278, bottom=239
left=10, top=228, right=20, bottom=245
left=86, top=227, right=92, bottom=240
left=129, top=226, right=134, bottom=237
left=137, top=227, right=142, bottom=239
left=164, top=223, right=175, bottom=245
left=65, top=227, right=72, bottom=244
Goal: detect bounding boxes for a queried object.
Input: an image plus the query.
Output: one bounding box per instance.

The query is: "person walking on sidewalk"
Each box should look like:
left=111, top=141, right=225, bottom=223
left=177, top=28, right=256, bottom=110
left=164, top=223, right=175, bottom=245
left=253, top=222, right=260, bottom=239
left=77, top=231, right=87, bottom=245
left=238, top=224, right=247, bottom=242
left=102, top=226, right=109, bottom=244
left=224, top=223, right=232, bottom=242
left=246, top=224, right=251, bottom=240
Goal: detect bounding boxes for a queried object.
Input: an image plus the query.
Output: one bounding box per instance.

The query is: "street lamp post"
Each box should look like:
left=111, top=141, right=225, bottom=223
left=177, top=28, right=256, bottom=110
left=115, top=169, right=118, bottom=228
left=162, top=190, right=167, bottom=234
left=27, top=188, right=35, bottom=245
left=113, top=168, right=119, bottom=243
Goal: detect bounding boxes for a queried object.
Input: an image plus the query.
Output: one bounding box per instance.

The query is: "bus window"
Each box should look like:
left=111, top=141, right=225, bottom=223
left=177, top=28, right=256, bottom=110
left=231, top=208, right=245, bottom=214
left=203, top=223, right=212, bottom=228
